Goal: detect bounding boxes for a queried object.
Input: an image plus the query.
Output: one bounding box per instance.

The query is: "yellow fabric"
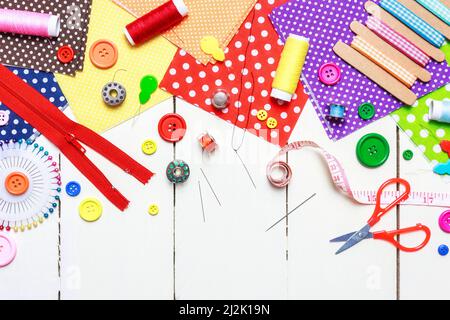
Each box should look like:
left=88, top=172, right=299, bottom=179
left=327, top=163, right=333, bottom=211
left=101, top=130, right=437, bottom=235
left=112, top=0, right=257, bottom=64
left=56, top=0, right=176, bottom=133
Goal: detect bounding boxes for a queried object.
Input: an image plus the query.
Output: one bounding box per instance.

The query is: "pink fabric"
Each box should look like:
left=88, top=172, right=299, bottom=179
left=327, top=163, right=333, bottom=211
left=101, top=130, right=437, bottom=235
left=366, top=16, right=430, bottom=67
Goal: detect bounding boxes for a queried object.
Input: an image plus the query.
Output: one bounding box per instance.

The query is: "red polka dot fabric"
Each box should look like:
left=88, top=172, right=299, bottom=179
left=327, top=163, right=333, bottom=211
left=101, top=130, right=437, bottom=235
left=160, top=0, right=309, bottom=147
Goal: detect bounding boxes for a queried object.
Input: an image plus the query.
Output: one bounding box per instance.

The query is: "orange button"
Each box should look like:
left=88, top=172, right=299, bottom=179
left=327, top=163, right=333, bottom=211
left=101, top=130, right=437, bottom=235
left=5, top=172, right=29, bottom=196
left=89, top=39, right=118, bottom=69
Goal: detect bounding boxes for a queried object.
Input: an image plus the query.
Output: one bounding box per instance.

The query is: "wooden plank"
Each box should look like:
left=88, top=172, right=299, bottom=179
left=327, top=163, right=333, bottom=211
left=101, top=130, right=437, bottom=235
left=398, top=128, right=450, bottom=299
left=59, top=101, right=174, bottom=299
left=0, top=137, right=60, bottom=299
left=173, top=99, right=287, bottom=299
left=286, top=102, right=397, bottom=299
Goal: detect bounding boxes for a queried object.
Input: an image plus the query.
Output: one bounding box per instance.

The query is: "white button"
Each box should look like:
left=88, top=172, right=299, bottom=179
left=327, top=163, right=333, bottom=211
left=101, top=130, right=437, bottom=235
left=0, top=110, right=9, bottom=126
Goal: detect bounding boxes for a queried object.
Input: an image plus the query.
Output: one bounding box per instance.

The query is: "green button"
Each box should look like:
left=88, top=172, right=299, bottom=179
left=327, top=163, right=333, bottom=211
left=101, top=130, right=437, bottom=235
left=358, top=103, right=376, bottom=120
left=356, top=133, right=390, bottom=168
left=403, top=150, right=414, bottom=161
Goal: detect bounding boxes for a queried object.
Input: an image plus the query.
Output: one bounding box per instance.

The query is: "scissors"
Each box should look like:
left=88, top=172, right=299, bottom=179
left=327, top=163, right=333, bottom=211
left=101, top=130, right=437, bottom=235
left=331, top=178, right=431, bottom=255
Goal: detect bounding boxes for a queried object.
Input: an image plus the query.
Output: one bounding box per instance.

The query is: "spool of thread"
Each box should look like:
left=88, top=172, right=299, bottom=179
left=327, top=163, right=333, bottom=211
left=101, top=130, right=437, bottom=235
left=328, top=104, right=346, bottom=119
left=429, top=100, right=450, bottom=124
left=0, top=9, right=60, bottom=38
left=198, top=132, right=217, bottom=153
left=124, top=0, right=188, bottom=46
left=271, top=34, right=309, bottom=103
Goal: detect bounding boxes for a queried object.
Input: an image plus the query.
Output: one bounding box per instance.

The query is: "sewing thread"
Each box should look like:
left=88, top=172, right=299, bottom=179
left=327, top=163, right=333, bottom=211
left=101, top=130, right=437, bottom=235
left=0, top=8, right=60, bottom=38
left=271, top=34, right=309, bottom=102
left=124, top=0, right=188, bottom=46
left=429, top=100, right=450, bottom=124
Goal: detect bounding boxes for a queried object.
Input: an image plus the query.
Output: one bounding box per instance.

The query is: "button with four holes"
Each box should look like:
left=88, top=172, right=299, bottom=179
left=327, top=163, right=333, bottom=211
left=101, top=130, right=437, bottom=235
left=158, top=113, right=187, bottom=143
left=66, top=181, right=81, bottom=197
left=0, top=110, right=9, bottom=126
left=356, top=133, right=390, bottom=168
left=148, top=204, right=159, bottom=216
left=358, top=103, right=376, bottom=120
left=0, top=233, right=17, bottom=268
left=403, top=150, right=414, bottom=161
left=142, top=139, right=157, bottom=155
left=256, top=110, right=268, bottom=121
left=57, top=45, right=75, bottom=64
left=439, top=210, right=450, bottom=233
left=89, top=39, right=118, bottom=69
left=5, top=172, right=29, bottom=196
left=438, top=244, right=449, bottom=256
left=318, top=62, right=341, bottom=86
left=266, top=117, right=278, bottom=129
left=79, top=198, right=103, bottom=222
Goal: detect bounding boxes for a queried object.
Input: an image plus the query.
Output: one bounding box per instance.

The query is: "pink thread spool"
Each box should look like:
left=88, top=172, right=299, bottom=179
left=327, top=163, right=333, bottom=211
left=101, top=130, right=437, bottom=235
left=0, top=8, right=60, bottom=38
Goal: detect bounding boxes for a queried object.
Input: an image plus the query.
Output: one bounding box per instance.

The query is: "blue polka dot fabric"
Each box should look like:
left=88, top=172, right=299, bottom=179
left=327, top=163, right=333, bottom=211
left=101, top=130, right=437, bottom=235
left=0, top=66, right=68, bottom=143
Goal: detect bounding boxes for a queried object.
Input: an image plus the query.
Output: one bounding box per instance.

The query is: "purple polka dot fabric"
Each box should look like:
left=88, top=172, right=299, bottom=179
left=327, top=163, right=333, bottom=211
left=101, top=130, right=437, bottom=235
left=269, top=0, right=450, bottom=141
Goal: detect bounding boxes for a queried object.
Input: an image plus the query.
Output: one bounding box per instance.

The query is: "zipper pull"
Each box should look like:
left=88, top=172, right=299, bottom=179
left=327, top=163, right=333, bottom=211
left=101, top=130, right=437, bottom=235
left=65, top=134, right=86, bottom=154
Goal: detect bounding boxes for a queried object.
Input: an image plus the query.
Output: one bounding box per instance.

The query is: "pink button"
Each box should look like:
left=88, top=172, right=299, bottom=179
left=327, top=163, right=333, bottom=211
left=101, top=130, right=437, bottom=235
left=0, top=110, right=9, bottom=126
left=0, top=233, right=17, bottom=268
left=439, top=210, right=450, bottom=233
left=319, top=62, right=341, bottom=86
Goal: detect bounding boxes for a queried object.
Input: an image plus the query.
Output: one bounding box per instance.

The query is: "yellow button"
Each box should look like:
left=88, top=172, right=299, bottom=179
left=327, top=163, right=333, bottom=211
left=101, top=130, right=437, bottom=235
left=142, top=139, right=157, bottom=155
left=267, top=117, right=278, bottom=129
left=79, top=198, right=103, bottom=222
left=148, top=204, right=159, bottom=216
left=256, top=110, right=268, bottom=121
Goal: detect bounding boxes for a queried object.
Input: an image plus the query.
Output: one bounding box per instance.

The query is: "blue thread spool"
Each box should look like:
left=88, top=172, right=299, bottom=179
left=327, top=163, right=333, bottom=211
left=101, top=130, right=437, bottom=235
left=329, top=104, right=346, bottom=119
left=429, top=100, right=450, bottom=124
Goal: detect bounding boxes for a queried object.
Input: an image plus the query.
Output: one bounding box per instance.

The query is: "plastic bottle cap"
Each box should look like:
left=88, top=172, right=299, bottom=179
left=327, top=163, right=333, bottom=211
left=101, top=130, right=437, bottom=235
left=356, top=133, right=390, bottom=168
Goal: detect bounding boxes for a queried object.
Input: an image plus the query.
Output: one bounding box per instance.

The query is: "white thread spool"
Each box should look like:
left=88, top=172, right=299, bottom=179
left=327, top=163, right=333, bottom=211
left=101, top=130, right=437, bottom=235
left=429, top=100, right=450, bottom=124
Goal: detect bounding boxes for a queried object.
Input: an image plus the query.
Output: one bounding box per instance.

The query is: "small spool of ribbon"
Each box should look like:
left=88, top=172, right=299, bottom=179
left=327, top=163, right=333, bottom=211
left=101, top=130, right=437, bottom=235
left=328, top=104, right=346, bottom=119
left=124, top=0, right=188, bottom=46
left=429, top=100, right=450, bottom=124
left=271, top=34, right=309, bottom=103
left=0, top=8, right=60, bottom=38
left=198, top=132, right=217, bottom=153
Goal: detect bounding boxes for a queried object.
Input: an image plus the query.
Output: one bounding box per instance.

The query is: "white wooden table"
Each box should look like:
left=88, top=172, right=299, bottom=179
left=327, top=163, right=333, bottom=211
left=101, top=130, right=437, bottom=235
left=0, top=97, right=449, bottom=300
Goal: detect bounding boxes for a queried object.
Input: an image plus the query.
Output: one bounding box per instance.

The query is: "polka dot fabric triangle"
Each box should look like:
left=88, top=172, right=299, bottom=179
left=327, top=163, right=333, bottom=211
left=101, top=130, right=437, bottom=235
left=160, top=0, right=309, bottom=147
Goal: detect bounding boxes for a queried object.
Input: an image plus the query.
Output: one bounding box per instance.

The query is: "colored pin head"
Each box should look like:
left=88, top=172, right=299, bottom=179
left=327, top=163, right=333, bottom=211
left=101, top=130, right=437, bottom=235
left=139, top=75, right=158, bottom=105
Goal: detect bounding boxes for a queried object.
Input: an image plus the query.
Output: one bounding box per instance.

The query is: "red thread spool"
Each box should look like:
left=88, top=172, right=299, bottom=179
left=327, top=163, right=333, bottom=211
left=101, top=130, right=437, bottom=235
left=124, top=0, right=188, bottom=46
left=198, top=133, right=218, bottom=153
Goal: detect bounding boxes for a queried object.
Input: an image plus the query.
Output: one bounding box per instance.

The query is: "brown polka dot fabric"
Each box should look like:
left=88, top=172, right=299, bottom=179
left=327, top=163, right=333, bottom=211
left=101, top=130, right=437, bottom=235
left=0, top=0, right=92, bottom=76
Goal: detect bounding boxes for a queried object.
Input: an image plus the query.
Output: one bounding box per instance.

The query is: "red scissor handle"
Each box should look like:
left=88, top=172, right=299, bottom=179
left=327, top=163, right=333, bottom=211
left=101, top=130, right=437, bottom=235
left=373, top=224, right=431, bottom=252
left=368, top=178, right=411, bottom=227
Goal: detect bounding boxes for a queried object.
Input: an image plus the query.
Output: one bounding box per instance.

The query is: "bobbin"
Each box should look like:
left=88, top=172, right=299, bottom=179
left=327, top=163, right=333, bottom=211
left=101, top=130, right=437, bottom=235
left=198, top=132, right=218, bottom=153
left=102, top=82, right=126, bottom=106
left=166, top=160, right=190, bottom=184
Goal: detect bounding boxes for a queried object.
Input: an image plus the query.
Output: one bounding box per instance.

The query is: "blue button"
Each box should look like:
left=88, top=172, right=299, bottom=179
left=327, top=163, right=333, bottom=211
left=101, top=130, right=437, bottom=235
left=66, top=181, right=81, bottom=197
left=438, top=244, right=449, bottom=256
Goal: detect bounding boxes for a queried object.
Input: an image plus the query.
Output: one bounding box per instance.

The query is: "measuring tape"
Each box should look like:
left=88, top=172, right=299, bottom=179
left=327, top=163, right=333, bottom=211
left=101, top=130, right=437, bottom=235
left=267, top=141, right=450, bottom=208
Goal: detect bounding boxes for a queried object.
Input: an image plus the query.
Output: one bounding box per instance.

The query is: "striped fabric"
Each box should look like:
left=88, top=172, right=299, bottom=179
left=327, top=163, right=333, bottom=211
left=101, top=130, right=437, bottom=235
left=351, top=36, right=417, bottom=87
left=380, top=0, right=446, bottom=48
left=366, top=16, right=431, bottom=66
left=416, top=0, right=450, bottom=26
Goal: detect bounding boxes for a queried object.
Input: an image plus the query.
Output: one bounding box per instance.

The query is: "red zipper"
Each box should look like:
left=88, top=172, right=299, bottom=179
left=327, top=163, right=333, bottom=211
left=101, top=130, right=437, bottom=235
left=0, top=64, right=153, bottom=211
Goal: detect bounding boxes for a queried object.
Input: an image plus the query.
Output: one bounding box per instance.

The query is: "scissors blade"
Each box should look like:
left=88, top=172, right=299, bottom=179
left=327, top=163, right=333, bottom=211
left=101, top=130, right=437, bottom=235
left=330, top=231, right=373, bottom=243
left=335, top=224, right=371, bottom=255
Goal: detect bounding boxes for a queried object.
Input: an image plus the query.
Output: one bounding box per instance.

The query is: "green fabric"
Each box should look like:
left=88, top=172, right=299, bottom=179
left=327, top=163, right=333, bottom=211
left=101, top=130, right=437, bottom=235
left=392, top=43, right=450, bottom=164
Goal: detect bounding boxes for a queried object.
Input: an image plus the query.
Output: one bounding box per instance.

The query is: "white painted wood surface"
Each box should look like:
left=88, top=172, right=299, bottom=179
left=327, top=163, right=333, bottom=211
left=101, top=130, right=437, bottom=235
left=1, top=98, right=449, bottom=300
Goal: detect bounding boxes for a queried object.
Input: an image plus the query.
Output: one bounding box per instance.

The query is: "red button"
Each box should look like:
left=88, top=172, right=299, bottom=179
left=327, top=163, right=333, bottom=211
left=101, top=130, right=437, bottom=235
left=319, top=62, right=341, bottom=86
left=57, top=45, right=75, bottom=64
left=158, top=113, right=187, bottom=143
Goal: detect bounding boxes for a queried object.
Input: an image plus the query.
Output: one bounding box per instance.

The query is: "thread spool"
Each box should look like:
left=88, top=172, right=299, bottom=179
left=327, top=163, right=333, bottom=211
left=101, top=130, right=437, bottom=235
left=198, top=132, right=217, bottom=153
left=0, top=9, right=60, bottom=38
left=328, top=104, right=346, bottom=119
left=271, top=34, right=309, bottom=103
left=124, top=0, right=188, bottom=46
left=429, top=100, right=450, bottom=124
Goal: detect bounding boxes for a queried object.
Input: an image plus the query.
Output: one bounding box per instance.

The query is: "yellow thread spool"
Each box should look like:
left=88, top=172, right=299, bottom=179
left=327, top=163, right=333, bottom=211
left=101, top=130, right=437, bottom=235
left=271, top=35, right=309, bottom=103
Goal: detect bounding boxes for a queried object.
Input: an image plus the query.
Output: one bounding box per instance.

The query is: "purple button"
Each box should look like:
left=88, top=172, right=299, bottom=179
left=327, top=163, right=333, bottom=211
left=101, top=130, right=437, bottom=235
left=439, top=210, right=450, bottom=233
left=0, top=233, right=17, bottom=268
left=0, top=110, right=9, bottom=126
left=319, top=62, right=341, bottom=86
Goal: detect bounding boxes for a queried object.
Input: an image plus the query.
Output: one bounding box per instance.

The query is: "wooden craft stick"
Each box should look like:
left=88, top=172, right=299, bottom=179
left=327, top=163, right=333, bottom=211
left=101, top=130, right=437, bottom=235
left=333, top=41, right=418, bottom=105
left=397, top=0, right=450, bottom=39
left=350, top=21, right=431, bottom=82
left=365, top=1, right=445, bottom=62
